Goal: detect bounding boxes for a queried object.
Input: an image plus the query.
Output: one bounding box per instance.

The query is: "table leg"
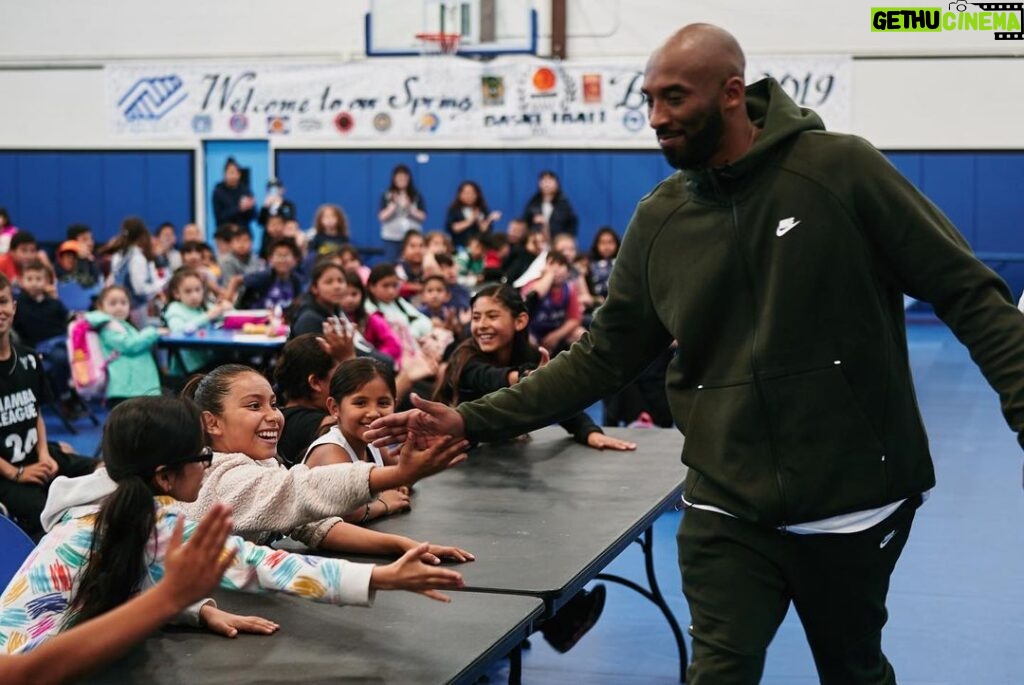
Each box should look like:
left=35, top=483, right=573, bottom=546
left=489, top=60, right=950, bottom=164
left=507, top=645, right=522, bottom=685
left=596, top=526, right=688, bottom=683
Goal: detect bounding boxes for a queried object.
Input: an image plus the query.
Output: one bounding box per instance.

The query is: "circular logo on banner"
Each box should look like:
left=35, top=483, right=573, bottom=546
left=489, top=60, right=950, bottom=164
left=373, top=113, right=392, bottom=132
left=622, top=110, right=646, bottom=132
left=334, top=112, right=355, bottom=134
left=532, top=67, right=557, bottom=92
left=191, top=114, right=212, bottom=134
left=228, top=113, right=248, bottom=133
left=416, top=112, right=440, bottom=133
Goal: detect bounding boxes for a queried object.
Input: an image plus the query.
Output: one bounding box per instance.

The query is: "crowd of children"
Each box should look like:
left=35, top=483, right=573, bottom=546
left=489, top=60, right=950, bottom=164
left=0, top=170, right=647, bottom=676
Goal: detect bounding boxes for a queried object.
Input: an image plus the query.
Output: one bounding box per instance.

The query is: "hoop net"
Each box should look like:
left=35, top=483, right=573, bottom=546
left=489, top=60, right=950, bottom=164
left=415, top=32, right=462, bottom=55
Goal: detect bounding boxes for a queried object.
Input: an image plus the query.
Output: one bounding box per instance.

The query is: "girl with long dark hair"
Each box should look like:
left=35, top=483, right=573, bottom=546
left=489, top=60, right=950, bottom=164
left=0, top=396, right=466, bottom=653
left=435, top=283, right=635, bottom=450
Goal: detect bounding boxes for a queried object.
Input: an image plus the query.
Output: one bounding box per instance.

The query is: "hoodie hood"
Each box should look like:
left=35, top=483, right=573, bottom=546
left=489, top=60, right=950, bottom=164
left=83, top=311, right=114, bottom=327
left=683, top=77, right=825, bottom=200
left=40, top=468, right=116, bottom=532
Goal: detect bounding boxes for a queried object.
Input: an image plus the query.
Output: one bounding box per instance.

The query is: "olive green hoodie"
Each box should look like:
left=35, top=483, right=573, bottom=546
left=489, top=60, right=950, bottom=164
left=458, top=78, right=1024, bottom=526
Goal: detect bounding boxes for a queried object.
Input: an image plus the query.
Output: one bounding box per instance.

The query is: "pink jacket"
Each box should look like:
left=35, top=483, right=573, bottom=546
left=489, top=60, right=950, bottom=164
left=363, top=311, right=404, bottom=363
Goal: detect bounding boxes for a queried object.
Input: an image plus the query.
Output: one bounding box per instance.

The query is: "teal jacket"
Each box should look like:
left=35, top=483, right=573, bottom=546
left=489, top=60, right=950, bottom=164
left=84, top=311, right=162, bottom=399
left=458, top=78, right=1024, bottom=527
left=163, top=301, right=219, bottom=374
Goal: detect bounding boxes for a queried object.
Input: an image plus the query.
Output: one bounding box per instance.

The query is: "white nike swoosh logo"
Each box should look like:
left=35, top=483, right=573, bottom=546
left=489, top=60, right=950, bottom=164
left=879, top=530, right=897, bottom=548
left=775, top=218, right=801, bottom=237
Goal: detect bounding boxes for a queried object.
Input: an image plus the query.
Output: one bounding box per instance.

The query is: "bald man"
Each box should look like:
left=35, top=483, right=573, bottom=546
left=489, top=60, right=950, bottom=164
left=367, top=24, right=1024, bottom=684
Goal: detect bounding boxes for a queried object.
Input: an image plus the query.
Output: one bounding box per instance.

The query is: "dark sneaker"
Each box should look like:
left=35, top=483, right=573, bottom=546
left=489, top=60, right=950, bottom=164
left=540, top=584, right=607, bottom=653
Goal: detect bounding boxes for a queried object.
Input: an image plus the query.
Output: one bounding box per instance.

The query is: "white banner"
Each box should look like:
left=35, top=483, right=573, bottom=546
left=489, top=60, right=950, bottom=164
left=105, top=55, right=851, bottom=141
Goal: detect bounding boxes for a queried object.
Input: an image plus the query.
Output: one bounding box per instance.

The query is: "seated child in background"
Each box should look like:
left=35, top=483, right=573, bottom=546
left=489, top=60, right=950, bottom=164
left=283, top=218, right=308, bottom=256
left=239, top=238, right=303, bottom=310
left=395, top=229, right=426, bottom=301
left=163, top=268, right=232, bottom=375
left=552, top=233, right=595, bottom=314
left=587, top=226, right=620, bottom=308
left=65, top=224, right=102, bottom=288
left=181, top=241, right=222, bottom=303
left=424, top=230, right=453, bottom=258
left=521, top=250, right=584, bottom=354
left=340, top=269, right=403, bottom=365
left=304, top=358, right=411, bottom=523
left=338, top=244, right=370, bottom=284
left=212, top=224, right=234, bottom=266
left=181, top=222, right=203, bottom=244
left=455, top=234, right=485, bottom=287
left=0, top=231, right=54, bottom=293
left=258, top=214, right=287, bottom=261
left=54, top=241, right=81, bottom=285
left=13, top=260, right=72, bottom=403
left=418, top=275, right=454, bottom=324
left=434, top=253, right=472, bottom=313
left=218, top=224, right=264, bottom=282
left=481, top=232, right=510, bottom=282
left=84, top=285, right=164, bottom=409
left=365, top=263, right=434, bottom=355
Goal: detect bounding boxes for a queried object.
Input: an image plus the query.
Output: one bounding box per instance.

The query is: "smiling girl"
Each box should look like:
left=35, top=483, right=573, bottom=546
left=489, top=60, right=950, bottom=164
left=304, top=358, right=409, bottom=522
left=436, top=283, right=636, bottom=451
left=178, top=364, right=472, bottom=562
left=0, top=397, right=466, bottom=656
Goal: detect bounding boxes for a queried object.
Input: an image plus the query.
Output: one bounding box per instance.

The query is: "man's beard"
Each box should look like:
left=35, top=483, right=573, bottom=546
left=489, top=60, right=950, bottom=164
left=659, top=106, right=725, bottom=171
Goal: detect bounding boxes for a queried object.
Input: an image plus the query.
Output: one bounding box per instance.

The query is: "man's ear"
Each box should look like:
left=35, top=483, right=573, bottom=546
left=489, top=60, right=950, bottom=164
left=721, top=74, right=746, bottom=111
left=201, top=410, right=222, bottom=437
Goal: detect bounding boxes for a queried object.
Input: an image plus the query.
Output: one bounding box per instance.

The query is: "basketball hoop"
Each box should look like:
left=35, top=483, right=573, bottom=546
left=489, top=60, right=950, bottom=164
left=415, top=31, right=462, bottom=55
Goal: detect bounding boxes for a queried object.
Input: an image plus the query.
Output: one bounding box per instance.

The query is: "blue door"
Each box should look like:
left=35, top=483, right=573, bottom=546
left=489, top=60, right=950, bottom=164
left=203, top=140, right=270, bottom=252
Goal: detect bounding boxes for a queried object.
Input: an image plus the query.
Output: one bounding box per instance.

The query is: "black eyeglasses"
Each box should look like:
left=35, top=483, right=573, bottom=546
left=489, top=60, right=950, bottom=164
left=156, top=446, right=214, bottom=473
left=186, top=446, right=215, bottom=468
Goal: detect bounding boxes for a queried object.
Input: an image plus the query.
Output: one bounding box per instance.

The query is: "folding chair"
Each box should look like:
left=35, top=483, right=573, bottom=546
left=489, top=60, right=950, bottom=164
left=58, top=280, right=101, bottom=314
left=0, top=512, right=36, bottom=588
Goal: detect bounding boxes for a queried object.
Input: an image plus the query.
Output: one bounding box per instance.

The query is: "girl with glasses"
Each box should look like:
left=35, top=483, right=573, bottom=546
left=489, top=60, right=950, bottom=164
left=0, top=397, right=466, bottom=654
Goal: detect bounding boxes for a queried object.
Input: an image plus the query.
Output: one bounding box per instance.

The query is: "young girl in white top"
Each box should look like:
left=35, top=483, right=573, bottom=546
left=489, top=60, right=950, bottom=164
left=304, top=358, right=410, bottom=522
left=178, top=364, right=473, bottom=563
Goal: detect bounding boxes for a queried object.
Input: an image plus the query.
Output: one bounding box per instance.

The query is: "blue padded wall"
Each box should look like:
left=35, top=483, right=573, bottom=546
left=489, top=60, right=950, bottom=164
left=1, top=148, right=1021, bottom=294
left=275, top=149, right=674, bottom=254
left=277, top=148, right=1024, bottom=294
left=0, top=151, right=193, bottom=244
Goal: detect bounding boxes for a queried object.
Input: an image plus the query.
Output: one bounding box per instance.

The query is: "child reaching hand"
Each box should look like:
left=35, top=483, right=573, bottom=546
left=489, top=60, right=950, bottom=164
left=304, top=358, right=410, bottom=522
left=178, top=364, right=473, bottom=562
left=0, top=397, right=467, bottom=657
left=84, top=285, right=164, bottom=408
left=436, top=283, right=635, bottom=451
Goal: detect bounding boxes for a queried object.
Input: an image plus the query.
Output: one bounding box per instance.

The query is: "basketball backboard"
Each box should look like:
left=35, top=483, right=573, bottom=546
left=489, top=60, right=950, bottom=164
left=366, top=0, right=538, bottom=58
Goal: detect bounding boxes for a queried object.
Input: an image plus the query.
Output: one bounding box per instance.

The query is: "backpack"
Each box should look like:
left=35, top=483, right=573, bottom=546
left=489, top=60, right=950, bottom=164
left=67, top=318, right=117, bottom=400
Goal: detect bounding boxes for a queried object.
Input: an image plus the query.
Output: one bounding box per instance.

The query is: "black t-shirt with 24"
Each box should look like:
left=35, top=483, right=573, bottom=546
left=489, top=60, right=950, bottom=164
left=0, top=343, right=45, bottom=466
